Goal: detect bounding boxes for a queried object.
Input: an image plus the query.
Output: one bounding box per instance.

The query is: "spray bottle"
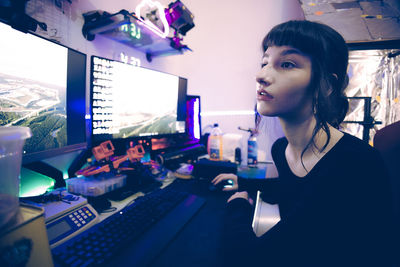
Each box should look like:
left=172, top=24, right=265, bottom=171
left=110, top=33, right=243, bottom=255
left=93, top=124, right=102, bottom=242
left=239, top=127, right=258, bottom=167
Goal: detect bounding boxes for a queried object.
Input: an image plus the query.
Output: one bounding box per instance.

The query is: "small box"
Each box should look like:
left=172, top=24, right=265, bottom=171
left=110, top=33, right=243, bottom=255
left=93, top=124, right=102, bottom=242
left=66, top=174, right=127, bottom=197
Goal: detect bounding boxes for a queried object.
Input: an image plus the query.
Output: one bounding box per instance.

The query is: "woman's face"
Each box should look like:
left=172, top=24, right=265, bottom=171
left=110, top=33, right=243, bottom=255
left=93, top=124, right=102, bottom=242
left=256, top=45, right=313, bottom=122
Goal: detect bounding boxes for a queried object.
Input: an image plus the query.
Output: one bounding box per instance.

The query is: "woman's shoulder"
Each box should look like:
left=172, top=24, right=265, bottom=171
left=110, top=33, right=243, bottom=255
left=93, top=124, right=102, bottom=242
left=336, top=132, right=378, bottom=156
left=271, top=137, right=289, bottom=169
left=329, top=132, right=384, bottom=170
left=271, top=137, right=288, bottom=152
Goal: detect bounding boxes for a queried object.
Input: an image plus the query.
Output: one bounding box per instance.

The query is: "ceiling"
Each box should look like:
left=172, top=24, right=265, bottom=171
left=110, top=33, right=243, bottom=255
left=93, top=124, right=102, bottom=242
left=299, top=0, right=400, bottom=42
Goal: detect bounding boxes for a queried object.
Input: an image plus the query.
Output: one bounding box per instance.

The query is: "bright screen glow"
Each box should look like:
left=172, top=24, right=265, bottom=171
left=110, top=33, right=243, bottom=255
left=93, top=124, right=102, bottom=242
left=0, top=22, right=86, bottom=162
left=91, top=56, right=185, bottom=140
left=0, top=23, right=67, bottom=152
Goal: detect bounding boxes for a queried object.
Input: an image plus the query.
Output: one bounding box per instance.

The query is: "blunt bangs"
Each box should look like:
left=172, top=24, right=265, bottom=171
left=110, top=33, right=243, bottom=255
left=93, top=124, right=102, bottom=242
left=263, top=20, right=326, bottom=62
left=263, top=20, right=349, bottom=83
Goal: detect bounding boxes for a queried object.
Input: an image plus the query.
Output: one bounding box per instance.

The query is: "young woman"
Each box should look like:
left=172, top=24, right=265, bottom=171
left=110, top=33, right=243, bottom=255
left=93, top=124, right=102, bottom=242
left=212, top=20, right=394, bottom=267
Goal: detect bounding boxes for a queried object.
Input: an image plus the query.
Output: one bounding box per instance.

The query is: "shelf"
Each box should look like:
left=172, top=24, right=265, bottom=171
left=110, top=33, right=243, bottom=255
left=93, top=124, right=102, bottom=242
left=82, top=10, right=190, bottom=62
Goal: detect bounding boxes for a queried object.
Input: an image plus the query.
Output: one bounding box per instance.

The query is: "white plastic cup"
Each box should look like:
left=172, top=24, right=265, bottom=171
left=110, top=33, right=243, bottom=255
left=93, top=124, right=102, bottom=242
left=0, top=126, right=32, bottom=229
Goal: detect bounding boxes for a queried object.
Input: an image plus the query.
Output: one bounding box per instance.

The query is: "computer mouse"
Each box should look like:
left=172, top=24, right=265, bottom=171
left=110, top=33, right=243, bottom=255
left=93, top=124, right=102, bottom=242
left=209, top=179, right=234, bottom=191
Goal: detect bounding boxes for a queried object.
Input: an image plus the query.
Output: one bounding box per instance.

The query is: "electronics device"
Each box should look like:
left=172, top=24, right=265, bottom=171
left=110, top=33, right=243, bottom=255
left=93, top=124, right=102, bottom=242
left=155, top=143, right=206, bottom=170
left=186, top=95, right=201, bottom=143
left=165, top=0, right=195, bottom=36
left=0, top=21, right=87, bottom=164
left=209, top=179, right=234, bottom=191
left=148, top=94, right=202, bottom=162
left=20, top=189, right=99, bottom=249
left=45, top=201, right=98, bottom=249
left=90, top=55, right=187, bottom=144
left=51, top=183, right=205, bottom=266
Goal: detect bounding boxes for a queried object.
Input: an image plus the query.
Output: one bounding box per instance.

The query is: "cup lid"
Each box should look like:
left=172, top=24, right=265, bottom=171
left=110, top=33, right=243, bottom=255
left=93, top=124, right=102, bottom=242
left=0, top=126, right=32, bottom=141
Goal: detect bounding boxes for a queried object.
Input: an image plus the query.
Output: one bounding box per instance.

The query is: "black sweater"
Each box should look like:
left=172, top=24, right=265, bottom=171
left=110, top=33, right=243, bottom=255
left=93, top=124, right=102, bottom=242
left=222, top=133, right=395, bottom=267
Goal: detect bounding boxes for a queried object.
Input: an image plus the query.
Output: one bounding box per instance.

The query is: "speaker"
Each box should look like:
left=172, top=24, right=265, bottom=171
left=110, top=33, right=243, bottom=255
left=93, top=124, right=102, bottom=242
left=192, top=158, right=237, bottom=180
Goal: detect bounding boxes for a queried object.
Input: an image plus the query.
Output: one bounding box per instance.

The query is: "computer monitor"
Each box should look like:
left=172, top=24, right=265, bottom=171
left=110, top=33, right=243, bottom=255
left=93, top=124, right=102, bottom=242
left=186, top=95, right=201, bottom=142
left=0, top=22, right=87, bottom=164
left=90, top=55, right=187, bottom=144
left=149, top=95, right=201, bottom=153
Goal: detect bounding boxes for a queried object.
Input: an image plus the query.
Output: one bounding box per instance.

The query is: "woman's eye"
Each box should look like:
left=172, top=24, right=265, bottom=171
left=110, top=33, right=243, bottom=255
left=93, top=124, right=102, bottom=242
left=281, top=62, right=295, bottom=69
left=261, top=63, right=267, bottom=68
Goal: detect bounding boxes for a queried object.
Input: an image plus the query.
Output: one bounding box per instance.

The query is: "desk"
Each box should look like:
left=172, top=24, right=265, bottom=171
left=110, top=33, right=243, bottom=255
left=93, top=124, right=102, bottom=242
left=104, top=164, right=279, bottom=266
left=52, top=164, right=280, bottom=267
left=95, top=177, right=237, bottom=267
left=149, top=178, right=232, bottom=267
left=149, top=163, right=277, bottom=266
left=140, top=163, right=279, bottom=266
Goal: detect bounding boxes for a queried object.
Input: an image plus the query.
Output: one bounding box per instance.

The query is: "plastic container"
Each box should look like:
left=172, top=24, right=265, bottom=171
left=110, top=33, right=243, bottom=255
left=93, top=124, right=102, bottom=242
left=208, top=123, right=223, bottom=160
left=0, top=126, right=32, bottom=229
left=67, top=174, right=127, bottom=197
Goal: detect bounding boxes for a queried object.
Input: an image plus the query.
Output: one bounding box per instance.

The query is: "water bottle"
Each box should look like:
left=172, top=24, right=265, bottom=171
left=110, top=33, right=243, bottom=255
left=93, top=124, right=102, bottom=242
left=208, top=123, right=223, bottom=160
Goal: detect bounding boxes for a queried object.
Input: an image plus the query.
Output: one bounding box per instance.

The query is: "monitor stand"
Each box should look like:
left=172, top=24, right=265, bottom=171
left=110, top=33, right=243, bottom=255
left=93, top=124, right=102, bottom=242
left=23, top=161, right=65, bottom=188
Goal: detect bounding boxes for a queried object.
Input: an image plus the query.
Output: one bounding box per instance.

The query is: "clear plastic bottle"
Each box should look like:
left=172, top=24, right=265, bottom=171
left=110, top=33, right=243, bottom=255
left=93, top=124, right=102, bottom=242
left=208, top=123, right=223, bottom=160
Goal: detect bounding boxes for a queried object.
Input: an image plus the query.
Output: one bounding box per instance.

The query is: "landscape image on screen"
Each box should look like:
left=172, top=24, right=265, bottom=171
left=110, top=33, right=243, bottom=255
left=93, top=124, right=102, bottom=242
left=111, top=64, right=180, bottom=138
left=92, top=57, right=184, bottom=138
left=0, top=23, right=68, bottom=154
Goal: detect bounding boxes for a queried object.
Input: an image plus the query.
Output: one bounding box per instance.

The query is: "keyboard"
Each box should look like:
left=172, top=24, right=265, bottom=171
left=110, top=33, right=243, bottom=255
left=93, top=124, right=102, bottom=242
left=51, top=185, right=205, bottom=267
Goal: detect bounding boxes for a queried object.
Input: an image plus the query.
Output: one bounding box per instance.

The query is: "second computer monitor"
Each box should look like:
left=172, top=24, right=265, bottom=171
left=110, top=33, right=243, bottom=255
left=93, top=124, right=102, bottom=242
left=90, top=56, right=187, bottom=144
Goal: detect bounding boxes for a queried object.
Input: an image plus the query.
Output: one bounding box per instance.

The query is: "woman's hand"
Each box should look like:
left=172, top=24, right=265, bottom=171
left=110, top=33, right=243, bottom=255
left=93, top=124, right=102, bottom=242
left=227, top=191, right=253, bottom=205
left=211, top=173, right=239, bottom=191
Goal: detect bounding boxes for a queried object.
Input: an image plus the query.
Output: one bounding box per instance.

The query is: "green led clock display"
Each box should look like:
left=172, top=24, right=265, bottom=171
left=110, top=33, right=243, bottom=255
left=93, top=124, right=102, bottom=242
left=120, top=23, right=141, bottom=40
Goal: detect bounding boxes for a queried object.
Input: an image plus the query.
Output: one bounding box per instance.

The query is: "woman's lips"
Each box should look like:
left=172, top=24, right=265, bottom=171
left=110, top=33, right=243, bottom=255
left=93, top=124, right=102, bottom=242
left=257, top=89, right=273, bottom=101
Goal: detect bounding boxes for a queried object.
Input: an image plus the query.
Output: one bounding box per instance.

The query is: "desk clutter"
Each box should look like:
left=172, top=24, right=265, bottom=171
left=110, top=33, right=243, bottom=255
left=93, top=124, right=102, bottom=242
left=0, top=13, right=268, bottom=266
left=3, top=134, right=260, bottom=267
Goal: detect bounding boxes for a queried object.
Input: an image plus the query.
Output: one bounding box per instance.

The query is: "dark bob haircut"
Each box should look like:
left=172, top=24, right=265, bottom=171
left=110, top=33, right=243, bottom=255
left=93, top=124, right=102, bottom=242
left=262, top=20, right=349, bottom=152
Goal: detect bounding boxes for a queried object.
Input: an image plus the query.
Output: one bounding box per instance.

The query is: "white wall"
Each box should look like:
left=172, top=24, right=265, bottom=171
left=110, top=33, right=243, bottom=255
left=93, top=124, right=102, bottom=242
left=164, top=0, right=304, bottom=135
left=25, top=0, right=304, bottom=166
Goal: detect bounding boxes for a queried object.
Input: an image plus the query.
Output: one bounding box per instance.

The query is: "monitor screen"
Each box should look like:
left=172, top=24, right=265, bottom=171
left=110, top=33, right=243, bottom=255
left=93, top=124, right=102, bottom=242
left=186, top=95, right=201, bottom=142
left=91, top=56, right=187, bottom=144
left=0, top=22, right=87, bottom=164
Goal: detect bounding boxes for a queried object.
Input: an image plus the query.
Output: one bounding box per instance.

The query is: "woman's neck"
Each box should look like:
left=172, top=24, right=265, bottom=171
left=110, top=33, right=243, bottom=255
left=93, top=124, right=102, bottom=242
left=279, top=115, right=316, bottom=155
left=279, top=116, right=343, bottom=177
